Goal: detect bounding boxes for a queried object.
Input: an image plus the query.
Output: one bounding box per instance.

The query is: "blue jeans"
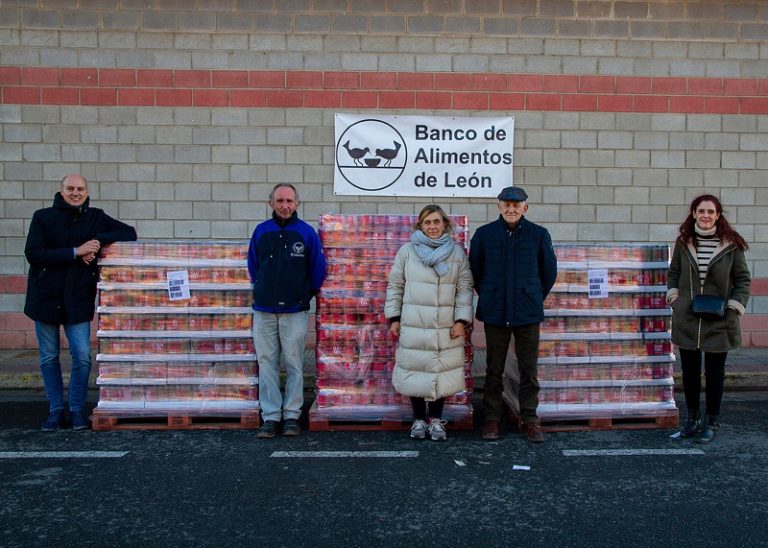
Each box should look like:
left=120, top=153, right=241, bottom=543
left=252, top=311, right=308, bottom=422
left=35, top=321, right=92, bottom=414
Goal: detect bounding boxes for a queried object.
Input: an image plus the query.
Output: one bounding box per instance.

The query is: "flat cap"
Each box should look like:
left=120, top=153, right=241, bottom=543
left=497, top=186, right=528, bottom=202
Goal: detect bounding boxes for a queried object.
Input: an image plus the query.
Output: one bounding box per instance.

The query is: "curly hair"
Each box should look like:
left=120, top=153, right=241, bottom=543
left=414, top=204, right=453, bottom=236
left=677, top=194, right=748, bottom=250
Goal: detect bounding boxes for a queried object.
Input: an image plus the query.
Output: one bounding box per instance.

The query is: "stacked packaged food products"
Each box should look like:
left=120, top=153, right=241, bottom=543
left=311, top=214, right=473, bottom=426
left=504, top=243, right=677, bottom=421
left=94, top=240, right=258, bottom=416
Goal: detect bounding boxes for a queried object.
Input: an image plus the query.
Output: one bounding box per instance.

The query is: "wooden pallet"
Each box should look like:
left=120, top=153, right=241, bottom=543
left=91, top=409, right=261, bottom=431
left=308, top=402, right=474, bottom=432
left=539, top=409, right=679, bottom=432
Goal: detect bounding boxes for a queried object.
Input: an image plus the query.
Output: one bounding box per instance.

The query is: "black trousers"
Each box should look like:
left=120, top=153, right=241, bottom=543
left=410, top=397, right=445, bottom=420
left=483, top=322, right=541, bottom=424
left=679, top=348, right=727, bottom=416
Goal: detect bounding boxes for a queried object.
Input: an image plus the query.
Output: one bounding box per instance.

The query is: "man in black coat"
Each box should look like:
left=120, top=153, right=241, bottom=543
left=24, top=174, right=137, bottom=431
left=469, top=186, right=558, bottom=443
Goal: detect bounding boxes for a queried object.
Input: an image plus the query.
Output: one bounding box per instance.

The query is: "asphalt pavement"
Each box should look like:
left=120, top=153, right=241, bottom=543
left=2, top=346, right=767, bottom=547
left=2, top=394, right=768, bottom=547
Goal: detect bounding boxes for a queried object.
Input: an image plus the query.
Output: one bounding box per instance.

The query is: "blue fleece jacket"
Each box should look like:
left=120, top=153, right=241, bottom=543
left=247, top=211, right=326, bottom=313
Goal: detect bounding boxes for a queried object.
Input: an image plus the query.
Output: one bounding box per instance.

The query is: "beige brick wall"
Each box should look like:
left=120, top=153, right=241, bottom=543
left=1, top=1, right=767, bottom=330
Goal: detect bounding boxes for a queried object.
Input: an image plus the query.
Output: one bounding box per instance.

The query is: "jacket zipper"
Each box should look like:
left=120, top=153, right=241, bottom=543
left=689, top=260, right=702, bottom=349
left=506, top=225, right=515, bottom=328
left=436, top=267, right=441, bottom=329
left=691, top=246, right=731, bottom=349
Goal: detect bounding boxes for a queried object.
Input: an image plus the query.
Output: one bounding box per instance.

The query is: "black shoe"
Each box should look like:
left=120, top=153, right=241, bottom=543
left=696, top=416, right=719, bottom=444
left=256, top=420, right=278, bottom=439
left=41, top=410, right=65, bottom=432
left=282, top=419, right=300, bottom=437
left=71, top=411, right=91, bottom=431
left=680, top=411, right=702, bottom=438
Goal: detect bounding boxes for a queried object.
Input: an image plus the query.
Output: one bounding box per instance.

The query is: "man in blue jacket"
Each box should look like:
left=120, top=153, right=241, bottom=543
left=25, top=174, right=137, bottom=431
left=248, top=183, right=326, bottom=438
left=469, top=186, right=557, bottom=443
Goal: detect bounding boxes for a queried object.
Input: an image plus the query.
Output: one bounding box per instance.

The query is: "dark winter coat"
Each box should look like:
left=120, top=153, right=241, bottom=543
left=469, top=216, right=558, bottom=327
left=24, top=193, right=137, bottom=325
left=247, top=211, right=327, bottom=314
left=667, top=240, right=751, bottom=352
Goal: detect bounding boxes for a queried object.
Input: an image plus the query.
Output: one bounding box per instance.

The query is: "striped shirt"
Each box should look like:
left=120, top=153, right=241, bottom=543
left=696, top=233, right=719, bottom=286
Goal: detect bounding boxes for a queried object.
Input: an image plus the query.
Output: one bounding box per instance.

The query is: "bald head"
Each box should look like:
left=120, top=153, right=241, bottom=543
left=60, top=174, right=89, bottom=207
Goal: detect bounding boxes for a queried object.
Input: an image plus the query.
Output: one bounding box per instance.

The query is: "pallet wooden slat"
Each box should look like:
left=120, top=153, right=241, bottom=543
left=91, top=410, right=261, bottom=431
left=308, top=402, right=474, bottom=432
left=539, top=409, right=679, bottom=432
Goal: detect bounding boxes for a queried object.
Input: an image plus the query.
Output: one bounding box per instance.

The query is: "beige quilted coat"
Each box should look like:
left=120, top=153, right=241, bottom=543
left=384, top=242, right=474, bottom=401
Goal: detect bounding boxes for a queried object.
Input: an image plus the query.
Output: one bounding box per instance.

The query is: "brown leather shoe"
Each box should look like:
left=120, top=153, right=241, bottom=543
left=522, top=422, right=545, bottom=443
left=482, top=420, right=499, bottom=440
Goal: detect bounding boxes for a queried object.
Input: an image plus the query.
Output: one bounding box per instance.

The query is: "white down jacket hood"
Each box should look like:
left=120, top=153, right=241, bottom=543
left=384, top=242, right=474, bottom=401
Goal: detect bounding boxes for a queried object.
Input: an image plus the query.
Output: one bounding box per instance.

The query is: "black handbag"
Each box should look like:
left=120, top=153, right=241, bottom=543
left=691, top=294, right=726, bottom=319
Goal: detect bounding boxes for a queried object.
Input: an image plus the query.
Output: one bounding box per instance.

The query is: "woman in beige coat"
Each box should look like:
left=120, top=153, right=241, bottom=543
left=385, top=205, right=474, bottom=441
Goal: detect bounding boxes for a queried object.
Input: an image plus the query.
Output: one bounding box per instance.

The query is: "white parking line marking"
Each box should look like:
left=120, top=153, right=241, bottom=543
left=270, top=451, right=419, bottom=458
left=0, top=451, right=129, bottom=459
left=563, top=449, right=705, bottom=457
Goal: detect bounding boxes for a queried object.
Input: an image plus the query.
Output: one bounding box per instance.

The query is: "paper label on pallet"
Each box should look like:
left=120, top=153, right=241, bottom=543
left=587, top=269, right=608, bottom=298
left=167, top=270, right=190, bottom=301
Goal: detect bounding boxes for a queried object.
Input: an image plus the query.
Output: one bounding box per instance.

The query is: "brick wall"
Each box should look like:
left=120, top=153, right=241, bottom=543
left=1, top=1, right=766, bottom=347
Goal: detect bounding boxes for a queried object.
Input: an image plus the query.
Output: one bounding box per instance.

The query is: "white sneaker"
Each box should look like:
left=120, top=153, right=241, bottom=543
left=410, top=419, right=428, bottom=439
left=428, top=418, right=447, bottom=441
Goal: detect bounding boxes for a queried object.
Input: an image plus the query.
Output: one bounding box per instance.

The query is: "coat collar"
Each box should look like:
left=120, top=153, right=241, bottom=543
left=53, top=192, right=90, bottom=216
left=684, top=238, right=734, bottom=266
left=272, top=210, right=298, bottom=227
left=496, top=214, right=527, bottom=234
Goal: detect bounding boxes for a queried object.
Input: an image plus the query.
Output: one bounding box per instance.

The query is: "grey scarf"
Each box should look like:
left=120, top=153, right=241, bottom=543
left=410, top=230, right=454, bottom=277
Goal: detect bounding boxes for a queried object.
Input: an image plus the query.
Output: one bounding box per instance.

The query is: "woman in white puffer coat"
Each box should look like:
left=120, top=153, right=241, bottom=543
left=385, top=205, right=474, bottom=441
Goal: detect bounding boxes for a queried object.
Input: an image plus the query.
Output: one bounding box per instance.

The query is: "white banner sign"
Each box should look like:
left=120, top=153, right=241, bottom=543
left=333, top=114, right=514, bottom=197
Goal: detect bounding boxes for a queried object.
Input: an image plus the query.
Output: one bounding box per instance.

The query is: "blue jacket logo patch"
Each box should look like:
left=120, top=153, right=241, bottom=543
left=291, top=242, right=305, bottom=257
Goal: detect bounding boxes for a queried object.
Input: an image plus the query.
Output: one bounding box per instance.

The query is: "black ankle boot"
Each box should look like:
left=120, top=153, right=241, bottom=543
left=696, top=415, right=719, bottom=444
left=680, top=410, right=701, bottom=438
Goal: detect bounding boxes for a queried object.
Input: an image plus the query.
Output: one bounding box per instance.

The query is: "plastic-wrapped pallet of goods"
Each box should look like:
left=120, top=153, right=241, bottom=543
left=92, top=241, right=260, bottom=430
left=502, top=243, right=679, bottom=431
left=309, top=214, right=474, bottom=431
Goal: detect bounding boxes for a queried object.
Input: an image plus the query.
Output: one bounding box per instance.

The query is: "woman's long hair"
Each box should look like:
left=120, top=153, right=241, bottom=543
left=677, top=194, right=748, bottom=250
left=414, top=204, right=453, bottom=236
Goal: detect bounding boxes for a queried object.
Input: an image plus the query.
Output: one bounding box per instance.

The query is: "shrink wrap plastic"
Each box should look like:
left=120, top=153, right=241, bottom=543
left=95, top=241, right=258, bottom=416
left=503, top=243, right=677, bottom=420
left=313, top=214, right=473, bottom=423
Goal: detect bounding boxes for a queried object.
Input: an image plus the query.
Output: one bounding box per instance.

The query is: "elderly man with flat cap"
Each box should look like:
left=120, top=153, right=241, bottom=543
left=469, top=186, right=557, bottom=442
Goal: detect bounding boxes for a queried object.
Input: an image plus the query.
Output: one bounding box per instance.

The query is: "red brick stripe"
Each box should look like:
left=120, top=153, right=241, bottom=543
left=751, top=278, right=768, bottom=296
left=1, top=68, right=767, bottom=113
left=743, top=315, right=768, bottom=347
left=0, top=275, right=27, bottom=294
